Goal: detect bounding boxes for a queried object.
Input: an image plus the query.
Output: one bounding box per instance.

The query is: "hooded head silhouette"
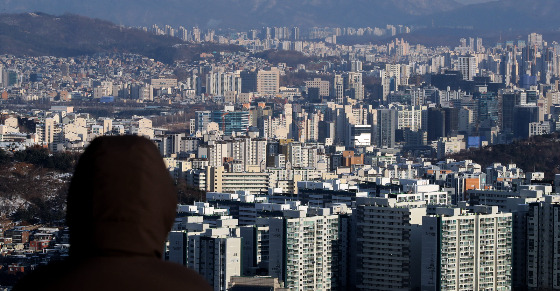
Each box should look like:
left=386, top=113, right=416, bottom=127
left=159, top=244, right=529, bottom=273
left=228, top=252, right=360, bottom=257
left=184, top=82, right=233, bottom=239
left=14, top=135, right=211, bottom=291
left=67, top=135, right=176, bottom=259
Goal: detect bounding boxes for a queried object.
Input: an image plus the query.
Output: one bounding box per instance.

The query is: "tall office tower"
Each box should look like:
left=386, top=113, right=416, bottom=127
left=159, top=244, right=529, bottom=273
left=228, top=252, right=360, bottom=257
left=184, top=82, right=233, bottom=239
left=268, top=211, right=341, bottom=290
left=345, top=72, right=364, bottom=101
left=376, top=108, right=397, bottom=148
left=355, top=197, right=427, bottom=290
left=513, top=105, right=540, bottom=139
left=334, top=74, right=345, bottom=104
left=240, top=70, right=258, bottom=93
left=256, top=67, right=280, bottom=95
left=526, top=195, right=560, bottom=290
left=443, top=107, right=460, bottom=137
left=458, top=55, right=477, bottom=81
left=500, top=52, right=515, bottom=85
left=458, top=107, right=475, bottom=135
left=318, top=121, right=336, bottom=144
left=291, top=27, right=299, bottom=40
left=178, top=26, right=188, bottom=41
left=422, top=206, right=512, bottom=291
left=477, top=93, right=500, bottom=126
left=427, top=107, right=446, bottom=142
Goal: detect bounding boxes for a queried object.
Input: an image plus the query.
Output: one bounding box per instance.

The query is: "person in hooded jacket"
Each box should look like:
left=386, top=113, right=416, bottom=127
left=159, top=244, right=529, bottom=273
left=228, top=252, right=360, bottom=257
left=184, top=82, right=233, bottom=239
left=14, top=135, right=212, bottom=291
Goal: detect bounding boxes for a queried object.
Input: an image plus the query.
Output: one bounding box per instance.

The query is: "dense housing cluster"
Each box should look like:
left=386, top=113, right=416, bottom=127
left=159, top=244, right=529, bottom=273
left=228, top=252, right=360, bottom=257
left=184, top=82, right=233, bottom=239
left=1, top=30, right=560, bottom=290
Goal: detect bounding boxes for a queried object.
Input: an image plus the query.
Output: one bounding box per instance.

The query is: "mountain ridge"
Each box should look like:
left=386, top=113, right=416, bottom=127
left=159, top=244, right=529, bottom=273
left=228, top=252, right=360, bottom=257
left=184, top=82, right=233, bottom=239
left=0, top=13, right=244, bottom=63
left=1, top=0, right=559, bottom=31
left=0, top=0, right=461, bottom=28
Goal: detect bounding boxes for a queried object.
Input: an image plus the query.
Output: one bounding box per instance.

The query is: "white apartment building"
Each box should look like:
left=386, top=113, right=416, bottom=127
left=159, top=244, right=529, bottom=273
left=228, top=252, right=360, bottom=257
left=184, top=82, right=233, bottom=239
left=205, top=166, right=270, bottom=195
left=422, top=206, right=512, bottom=291
left=458, top=55, right=478, bottom=81
left=268, top=209, right=341, bottom=290
left=397, top=105, right=423, bottom=132
left=168, top=217, right=241, bottom=291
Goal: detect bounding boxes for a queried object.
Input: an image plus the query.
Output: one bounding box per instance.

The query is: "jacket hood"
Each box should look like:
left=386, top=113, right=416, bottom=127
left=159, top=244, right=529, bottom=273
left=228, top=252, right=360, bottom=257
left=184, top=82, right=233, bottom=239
left=67, top=135, right=177, bottom=259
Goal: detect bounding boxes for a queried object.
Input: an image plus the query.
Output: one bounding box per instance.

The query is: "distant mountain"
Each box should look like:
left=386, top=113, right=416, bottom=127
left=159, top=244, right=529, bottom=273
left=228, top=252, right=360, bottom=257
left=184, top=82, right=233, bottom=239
left=421, top=0, right=560, bottom=31
left=1, top=0, right=559, bottom=32
left=0, top=0, right=461, bottom=29
left=0, top=13, right=243, bottom=62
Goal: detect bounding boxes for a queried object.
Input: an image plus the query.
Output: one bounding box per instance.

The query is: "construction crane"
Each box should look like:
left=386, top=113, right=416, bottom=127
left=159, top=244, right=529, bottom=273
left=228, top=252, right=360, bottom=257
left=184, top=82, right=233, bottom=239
left=221, top=112, right=230, bottom=133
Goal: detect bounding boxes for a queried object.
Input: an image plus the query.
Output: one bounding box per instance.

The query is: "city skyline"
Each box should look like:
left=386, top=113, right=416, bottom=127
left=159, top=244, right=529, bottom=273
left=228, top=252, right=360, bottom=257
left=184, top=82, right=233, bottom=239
left=1, top=3, right=560, bottom=290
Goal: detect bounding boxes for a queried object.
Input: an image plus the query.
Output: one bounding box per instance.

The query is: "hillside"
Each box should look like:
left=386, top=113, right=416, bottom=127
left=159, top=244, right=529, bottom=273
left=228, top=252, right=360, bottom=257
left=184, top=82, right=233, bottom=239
left=0, top=147, right=78, bottom=225
left=448, top=133, right=560, bottom=179
left=0, top=146, right=203, bottom=225
left=0, top=13, right=244, bottom=63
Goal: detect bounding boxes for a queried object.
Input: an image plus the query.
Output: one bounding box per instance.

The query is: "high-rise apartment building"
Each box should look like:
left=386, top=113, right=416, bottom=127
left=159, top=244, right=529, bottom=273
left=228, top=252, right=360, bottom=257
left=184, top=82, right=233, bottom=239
left=334, top=74, right=344, bottom=104
left=345, top=72, right=364, bottom=101
left=376, top=108, right=397, bottom=148
left=355, top=197, right=427, bottom=290
left=526, top=195, right=560, bottom=290
left=458, top=55, right=477, bottom=81
left=268, top=210, right=341, bottom=290
left=422, top=206, right=512, bottom=291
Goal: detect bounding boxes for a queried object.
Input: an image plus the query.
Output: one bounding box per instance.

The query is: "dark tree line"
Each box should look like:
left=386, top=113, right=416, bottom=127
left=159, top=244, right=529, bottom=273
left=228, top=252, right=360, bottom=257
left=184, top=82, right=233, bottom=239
left=448, top=133, right=560, bottom=180
left=12, top=147, right=80, bottom=173
left=176, top=179, right=205, bottom=205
